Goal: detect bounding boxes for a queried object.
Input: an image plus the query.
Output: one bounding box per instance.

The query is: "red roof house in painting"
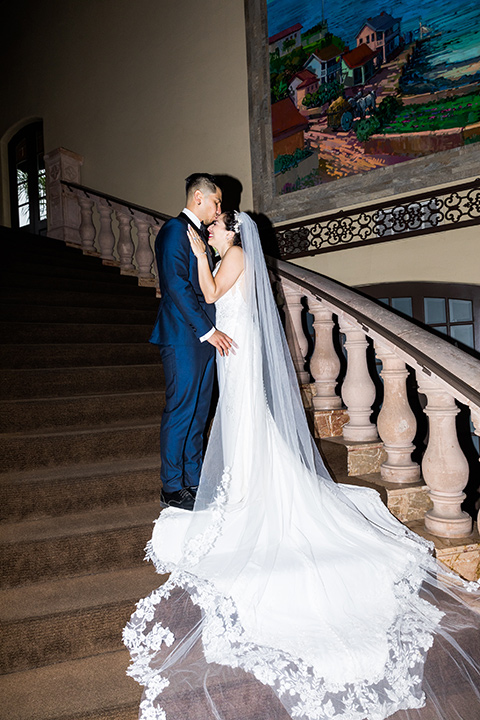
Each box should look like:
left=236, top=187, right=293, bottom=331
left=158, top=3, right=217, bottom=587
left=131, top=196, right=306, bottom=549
left=342, top=44, right=378, bottom=86
left=288, top=69, right=319, bottom=111
left=271, top=97, right=309, bottom=158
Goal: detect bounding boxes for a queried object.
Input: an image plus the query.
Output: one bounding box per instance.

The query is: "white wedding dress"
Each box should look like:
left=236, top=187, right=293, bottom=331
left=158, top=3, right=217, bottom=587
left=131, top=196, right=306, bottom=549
left=124, top=215, right=480, bottom=720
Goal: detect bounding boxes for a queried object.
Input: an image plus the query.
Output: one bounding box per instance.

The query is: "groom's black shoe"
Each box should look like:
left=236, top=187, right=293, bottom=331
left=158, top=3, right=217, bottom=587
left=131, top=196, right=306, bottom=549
left=160, top=488, right=195, bottom=511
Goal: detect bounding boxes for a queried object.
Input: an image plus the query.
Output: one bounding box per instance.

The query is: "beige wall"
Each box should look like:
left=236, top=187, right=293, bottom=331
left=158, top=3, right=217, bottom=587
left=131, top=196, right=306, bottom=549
left=292, top=225, right=480, bottom=287
left=1, top=1, right=478, bottom=293
left=0, top=0, right=253, bottom=222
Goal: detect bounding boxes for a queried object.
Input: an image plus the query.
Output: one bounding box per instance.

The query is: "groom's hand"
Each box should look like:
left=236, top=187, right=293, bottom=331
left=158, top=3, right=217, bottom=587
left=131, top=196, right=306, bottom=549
left=207, top=329, right=236, bottom=357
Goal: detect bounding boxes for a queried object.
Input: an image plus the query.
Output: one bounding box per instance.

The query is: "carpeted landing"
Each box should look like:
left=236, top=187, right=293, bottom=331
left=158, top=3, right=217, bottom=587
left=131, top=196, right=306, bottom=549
left=0, top=227, right=167, bottom=719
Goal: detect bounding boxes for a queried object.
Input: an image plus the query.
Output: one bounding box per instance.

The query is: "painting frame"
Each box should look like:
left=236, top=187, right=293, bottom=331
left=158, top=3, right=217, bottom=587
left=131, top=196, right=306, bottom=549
left=244, top=0, right=480, bottom=223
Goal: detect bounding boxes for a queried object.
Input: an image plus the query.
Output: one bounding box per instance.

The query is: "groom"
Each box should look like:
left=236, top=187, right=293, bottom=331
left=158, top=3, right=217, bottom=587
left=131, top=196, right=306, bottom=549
left=150, top=173, right=233, bottom=510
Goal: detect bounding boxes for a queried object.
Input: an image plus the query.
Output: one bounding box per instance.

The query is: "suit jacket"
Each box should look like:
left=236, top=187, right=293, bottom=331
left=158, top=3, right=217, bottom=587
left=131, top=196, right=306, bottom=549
left=150, top=213, right=215, bottom=346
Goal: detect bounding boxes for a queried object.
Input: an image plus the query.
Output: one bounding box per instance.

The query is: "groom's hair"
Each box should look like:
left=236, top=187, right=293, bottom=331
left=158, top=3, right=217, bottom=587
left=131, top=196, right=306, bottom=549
left=185, top=173, right=218, bottom=200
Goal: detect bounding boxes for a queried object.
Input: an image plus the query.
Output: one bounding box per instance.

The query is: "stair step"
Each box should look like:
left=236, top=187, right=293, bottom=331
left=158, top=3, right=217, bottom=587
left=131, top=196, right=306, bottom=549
left=0, top=650, right=141, bottom=720
left=1, top=272, right=153, bottom=296
left=1, top=303, right=157, bottom=325
left=0, top=321, right=154, bottom=344
left=0, top=456, right=162, bottom=521
left=5, top=246, right=123, bottom=271
left=0, top=390, right=166, bottom=432
left=3, top=260, right=139, bottom=284
left=0, top=418, right=162, bottom=471
left=1, top=287, right=158, bottom=310
left=1, top=229, right=78, bottom=255
left=0, top=342, right=161, bottom=369
left=0, top=501, right=159, bottom=587
left=0, top=564, right=164, bottom=673
left=321, top=436, right=387, bottom=477
left=0, top=364, right=163, bottom=399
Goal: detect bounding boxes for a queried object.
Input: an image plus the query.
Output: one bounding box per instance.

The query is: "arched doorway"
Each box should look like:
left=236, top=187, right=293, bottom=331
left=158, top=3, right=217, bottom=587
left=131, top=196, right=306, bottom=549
left=8, top=120, right=47, bottom=235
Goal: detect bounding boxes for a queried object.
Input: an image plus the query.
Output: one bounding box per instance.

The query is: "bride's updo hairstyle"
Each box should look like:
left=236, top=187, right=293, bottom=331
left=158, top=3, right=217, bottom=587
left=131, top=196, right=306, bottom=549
left=223, top=210, right=242, bottom=246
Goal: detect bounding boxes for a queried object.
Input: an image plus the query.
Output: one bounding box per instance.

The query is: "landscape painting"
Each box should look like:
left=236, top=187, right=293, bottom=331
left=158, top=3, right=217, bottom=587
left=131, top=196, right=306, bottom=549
left=267, top=0, right=480, bottom=195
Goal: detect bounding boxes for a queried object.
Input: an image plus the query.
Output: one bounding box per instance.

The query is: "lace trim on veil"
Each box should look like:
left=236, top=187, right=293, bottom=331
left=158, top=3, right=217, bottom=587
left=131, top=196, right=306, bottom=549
left=124, top=469, right=446, bottom=720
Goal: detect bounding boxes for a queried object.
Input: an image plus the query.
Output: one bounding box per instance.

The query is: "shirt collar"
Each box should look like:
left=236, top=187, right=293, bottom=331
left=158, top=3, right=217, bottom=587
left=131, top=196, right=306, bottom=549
left=182, top=207, right=202, bottom=229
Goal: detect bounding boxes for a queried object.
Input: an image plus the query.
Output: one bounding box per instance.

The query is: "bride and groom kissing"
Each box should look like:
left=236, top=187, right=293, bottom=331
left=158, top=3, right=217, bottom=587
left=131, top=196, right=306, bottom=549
left=149, top=172, right=241, bottom=511
left=125, top=172, right=480, bottom=720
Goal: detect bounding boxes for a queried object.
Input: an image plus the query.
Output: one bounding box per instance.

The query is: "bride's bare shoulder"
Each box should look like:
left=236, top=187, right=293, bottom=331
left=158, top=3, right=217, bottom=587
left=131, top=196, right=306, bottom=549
left=225, top=245, right=244, bottom=265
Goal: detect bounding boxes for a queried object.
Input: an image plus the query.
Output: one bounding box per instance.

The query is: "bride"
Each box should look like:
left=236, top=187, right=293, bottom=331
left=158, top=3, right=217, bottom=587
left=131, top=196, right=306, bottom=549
left=124, top=212, right=480, bottom=720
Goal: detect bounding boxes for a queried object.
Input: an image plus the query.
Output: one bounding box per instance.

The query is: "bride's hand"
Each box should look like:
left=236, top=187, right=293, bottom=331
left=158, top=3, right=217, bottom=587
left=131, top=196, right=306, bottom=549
left=187, top=225, right=207, bottom=258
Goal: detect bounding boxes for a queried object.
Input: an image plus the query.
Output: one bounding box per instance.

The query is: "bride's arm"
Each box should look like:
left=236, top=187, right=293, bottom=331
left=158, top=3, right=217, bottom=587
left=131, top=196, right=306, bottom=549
left=188, top=227, right=244, bottom=303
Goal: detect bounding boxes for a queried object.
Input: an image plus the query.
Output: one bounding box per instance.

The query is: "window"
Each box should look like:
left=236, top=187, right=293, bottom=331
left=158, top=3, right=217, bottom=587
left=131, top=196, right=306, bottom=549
left=378, top=296, right=413, bottom=318
left=362, top=283, right=478, bottom=353
left=8, top=121, right=47, bottom=235
left=360, top=282, right=479, bottom=452
left=424, top=297, right=475, bottom=349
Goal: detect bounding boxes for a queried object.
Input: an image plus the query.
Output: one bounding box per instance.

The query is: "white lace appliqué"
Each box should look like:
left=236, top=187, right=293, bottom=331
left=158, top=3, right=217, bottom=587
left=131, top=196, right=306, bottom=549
left=123, top=459, right=444, bottom=720
left=182, top=466, right=232, bottom=566
left=124, top=558, right=442, bottom=720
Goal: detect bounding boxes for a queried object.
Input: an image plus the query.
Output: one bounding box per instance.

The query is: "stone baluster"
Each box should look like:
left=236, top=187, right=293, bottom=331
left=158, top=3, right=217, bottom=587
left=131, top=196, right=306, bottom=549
left=339, top=318, right=378, bottom=441
left=417, top=376, right=472, bottom=538
left=117, top=211, right=135, bottom=273
left=468, top=406, right=480, bottom=531
left=135, top=218, right=154, bottom=278
left=97, top=200, right=116, bottom=261
left=375, top=343, right=420, bottom=483
left=77, top=195, right=96, bottom=253
left=150, top=224, right=161, bottom=287
left=282, top=281, right=309, bottom=384
left=307, top=296, right=341, bottom=410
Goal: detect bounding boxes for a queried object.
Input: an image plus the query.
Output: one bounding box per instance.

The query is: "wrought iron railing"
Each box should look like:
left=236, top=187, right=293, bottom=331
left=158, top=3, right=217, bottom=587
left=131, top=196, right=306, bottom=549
left=274, top=177, right=480, bottom=259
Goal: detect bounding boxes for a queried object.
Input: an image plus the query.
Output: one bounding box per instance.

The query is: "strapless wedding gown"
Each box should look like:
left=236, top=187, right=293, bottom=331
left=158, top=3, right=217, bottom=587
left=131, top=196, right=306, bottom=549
left=124, top=270, right=480, bottom=720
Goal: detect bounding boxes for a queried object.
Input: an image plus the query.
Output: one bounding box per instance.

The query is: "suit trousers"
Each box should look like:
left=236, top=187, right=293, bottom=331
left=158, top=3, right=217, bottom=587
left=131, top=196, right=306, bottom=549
left=159, top=342, right=215, bottom=492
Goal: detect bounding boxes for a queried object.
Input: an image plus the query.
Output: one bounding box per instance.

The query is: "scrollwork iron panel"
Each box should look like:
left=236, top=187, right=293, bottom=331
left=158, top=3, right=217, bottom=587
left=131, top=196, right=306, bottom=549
left=275, top=178, right=480, bottom=259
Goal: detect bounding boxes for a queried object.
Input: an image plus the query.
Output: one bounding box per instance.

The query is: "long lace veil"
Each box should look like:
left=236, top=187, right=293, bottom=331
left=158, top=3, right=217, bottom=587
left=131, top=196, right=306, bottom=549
left=192, top=212, right=335, bottom=514
left=125, top=213, right=480, bottom=720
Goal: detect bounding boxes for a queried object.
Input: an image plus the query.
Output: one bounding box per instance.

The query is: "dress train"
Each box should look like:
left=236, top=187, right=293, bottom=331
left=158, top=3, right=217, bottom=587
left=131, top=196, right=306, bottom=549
left=124, top=216, right=480, bottom=720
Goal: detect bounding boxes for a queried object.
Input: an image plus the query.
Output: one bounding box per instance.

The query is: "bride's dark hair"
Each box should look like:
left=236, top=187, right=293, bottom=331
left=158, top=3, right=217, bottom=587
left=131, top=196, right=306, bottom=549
left=223, top=210, right=242, bottom=246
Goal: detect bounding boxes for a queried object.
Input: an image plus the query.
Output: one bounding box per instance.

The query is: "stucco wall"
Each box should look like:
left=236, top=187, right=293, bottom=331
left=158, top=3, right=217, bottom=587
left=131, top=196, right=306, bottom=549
left=0, top=0, right=252, bottom=221
left=291, top=225, right=480, bottom=287
left=1, top=1, right=477, bottom=293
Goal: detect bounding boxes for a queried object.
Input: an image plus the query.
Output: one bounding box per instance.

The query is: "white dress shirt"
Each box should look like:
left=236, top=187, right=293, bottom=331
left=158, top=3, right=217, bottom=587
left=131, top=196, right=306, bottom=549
left=182, top=208, right=215, bottom=343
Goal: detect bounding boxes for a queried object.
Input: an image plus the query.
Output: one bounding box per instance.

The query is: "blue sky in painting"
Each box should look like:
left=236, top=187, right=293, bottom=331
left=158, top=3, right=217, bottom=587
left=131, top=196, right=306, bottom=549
left=267, top=0, right=480, bottom=80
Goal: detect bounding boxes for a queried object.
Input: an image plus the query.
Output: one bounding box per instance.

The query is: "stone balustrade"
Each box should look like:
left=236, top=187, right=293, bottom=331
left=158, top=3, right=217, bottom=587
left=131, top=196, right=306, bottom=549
left=43, top=156, right=479, bottom=549
left=67, top=186, right=165, bottom=285
left=45, top=148, right=168, bottom=286
left=276, top=260, right=480, bottom=543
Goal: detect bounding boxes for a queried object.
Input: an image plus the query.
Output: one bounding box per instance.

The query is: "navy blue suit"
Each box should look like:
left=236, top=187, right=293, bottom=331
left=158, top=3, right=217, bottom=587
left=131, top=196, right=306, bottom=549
left=150, top=213, right=216, bottom=492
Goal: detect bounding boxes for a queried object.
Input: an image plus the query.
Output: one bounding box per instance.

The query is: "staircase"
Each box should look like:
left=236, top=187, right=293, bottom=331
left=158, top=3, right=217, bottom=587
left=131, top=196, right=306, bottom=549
left=1, top=224, right=478, bottom=719
left=0, top=227, right=167, bottom=720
